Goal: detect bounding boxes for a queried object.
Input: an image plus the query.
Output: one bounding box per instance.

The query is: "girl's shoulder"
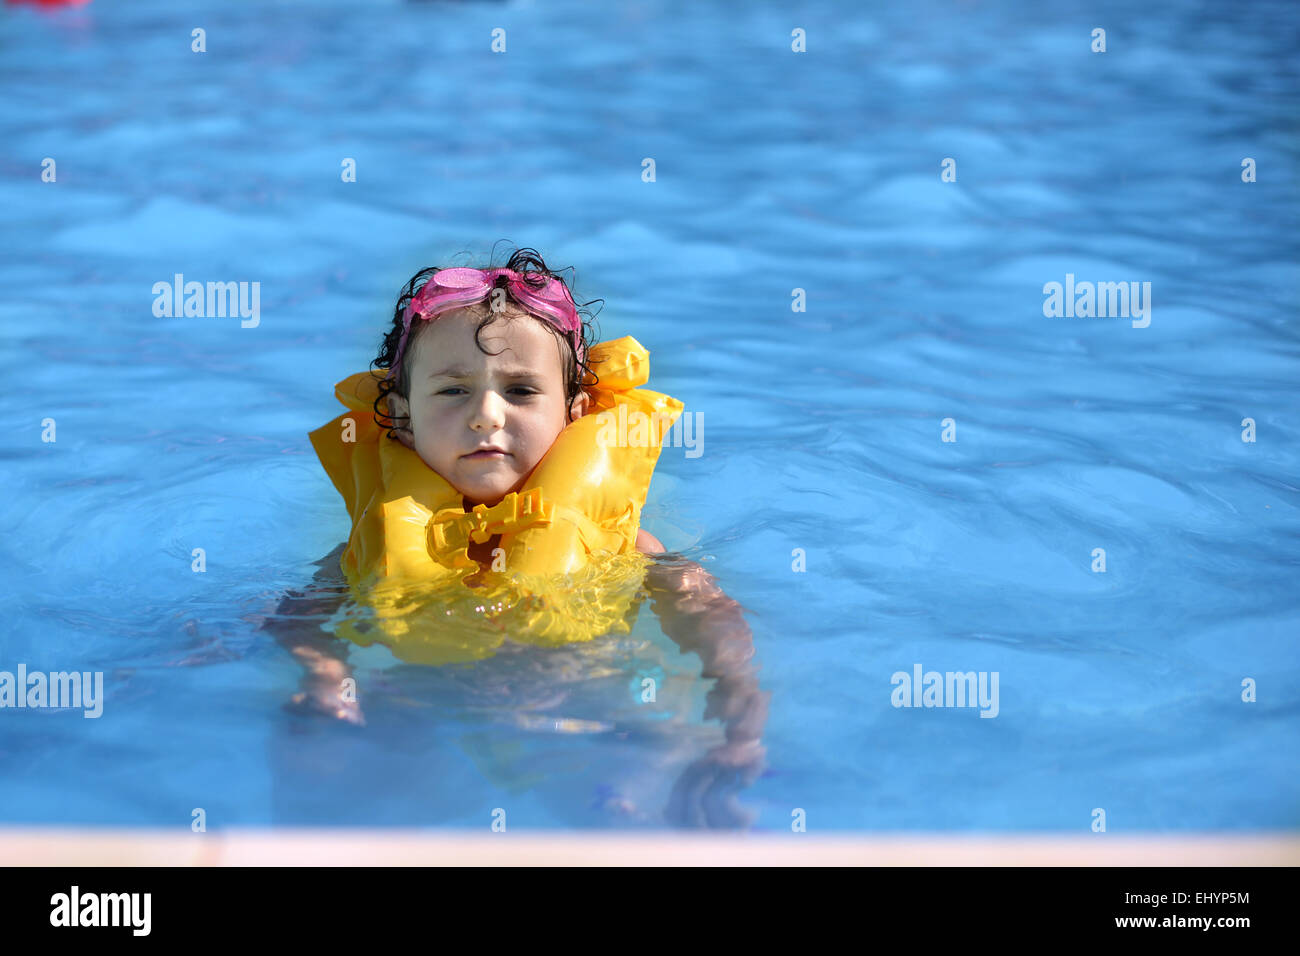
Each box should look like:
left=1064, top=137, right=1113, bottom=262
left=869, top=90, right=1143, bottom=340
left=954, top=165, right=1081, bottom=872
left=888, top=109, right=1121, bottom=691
left=635, top=528, right=665, bottom=555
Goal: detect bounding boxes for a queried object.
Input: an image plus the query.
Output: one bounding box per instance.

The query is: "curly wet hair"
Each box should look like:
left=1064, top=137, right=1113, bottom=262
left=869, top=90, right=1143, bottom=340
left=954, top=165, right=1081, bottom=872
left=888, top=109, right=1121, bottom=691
left=371, top=245, right=602, bottom=443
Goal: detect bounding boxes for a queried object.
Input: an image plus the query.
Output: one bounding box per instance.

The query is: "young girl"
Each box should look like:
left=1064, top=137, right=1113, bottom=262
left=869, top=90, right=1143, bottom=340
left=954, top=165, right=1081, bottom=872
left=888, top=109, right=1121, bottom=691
left=370, top=248, right=666, bottom=568
left=308, top=247, right=689, bottom=595
left=271, top=247, right=768, bottom=826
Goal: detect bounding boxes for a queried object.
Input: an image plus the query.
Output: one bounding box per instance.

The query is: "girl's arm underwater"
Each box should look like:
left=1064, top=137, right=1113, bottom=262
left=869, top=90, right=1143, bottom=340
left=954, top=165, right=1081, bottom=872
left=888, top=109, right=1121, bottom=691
left=268, top=545, right=365, bottom=726
left=637, top=541, right=770, bottom=828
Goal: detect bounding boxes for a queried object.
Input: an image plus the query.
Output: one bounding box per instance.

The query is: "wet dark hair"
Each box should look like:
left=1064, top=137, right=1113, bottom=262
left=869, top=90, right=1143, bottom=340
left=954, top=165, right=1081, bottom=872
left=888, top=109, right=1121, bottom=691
left=371, top=245, right=602, bottom=443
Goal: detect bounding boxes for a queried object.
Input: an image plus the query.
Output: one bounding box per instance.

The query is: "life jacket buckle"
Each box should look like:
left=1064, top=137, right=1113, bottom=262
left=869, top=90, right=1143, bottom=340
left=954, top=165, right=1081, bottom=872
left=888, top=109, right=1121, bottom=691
left=427, top=488, right=554, bottom=563
left=465, top=487, right=551, bottom=541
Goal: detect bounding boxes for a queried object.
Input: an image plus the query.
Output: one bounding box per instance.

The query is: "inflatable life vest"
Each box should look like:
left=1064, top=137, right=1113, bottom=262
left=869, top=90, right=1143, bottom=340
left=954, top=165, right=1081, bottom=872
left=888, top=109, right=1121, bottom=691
left=308, top=336, right=684, bottom=664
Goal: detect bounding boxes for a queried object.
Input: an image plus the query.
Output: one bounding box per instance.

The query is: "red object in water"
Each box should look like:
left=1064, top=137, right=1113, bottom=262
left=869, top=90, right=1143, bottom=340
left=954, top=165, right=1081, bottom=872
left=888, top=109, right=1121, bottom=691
left=4, top=0, right=93, bottom=6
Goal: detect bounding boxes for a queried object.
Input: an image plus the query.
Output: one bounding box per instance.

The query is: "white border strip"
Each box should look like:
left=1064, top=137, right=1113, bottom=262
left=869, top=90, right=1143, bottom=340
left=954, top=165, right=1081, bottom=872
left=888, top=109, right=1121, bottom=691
left=1, top=830, right=1297, bottom=866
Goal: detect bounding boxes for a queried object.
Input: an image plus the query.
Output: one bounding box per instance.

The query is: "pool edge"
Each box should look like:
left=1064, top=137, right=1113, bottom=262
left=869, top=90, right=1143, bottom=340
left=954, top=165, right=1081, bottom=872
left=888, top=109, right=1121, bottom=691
left=1, top=829, right=1297, bottom=866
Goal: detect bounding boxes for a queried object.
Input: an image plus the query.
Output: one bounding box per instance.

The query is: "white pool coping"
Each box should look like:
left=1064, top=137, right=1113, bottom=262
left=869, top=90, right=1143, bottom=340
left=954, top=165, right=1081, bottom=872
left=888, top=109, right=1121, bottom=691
left=1, top=830, right=1296, bottom=866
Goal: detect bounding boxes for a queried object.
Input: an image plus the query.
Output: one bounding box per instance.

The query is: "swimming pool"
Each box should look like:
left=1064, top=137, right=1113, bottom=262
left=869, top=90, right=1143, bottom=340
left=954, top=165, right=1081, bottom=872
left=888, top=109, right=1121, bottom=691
left=1, top=0, right=1296, bottom=832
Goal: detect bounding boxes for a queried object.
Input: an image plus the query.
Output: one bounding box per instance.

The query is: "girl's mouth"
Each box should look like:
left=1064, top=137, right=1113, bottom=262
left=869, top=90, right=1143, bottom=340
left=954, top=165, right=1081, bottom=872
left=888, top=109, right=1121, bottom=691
left=463, top=449, right=509, bottom=460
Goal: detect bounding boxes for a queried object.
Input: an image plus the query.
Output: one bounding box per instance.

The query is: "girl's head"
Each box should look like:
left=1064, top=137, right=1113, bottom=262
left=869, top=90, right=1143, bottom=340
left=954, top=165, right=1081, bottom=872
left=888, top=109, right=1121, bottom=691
left=372, top=248, right=600, bottom=508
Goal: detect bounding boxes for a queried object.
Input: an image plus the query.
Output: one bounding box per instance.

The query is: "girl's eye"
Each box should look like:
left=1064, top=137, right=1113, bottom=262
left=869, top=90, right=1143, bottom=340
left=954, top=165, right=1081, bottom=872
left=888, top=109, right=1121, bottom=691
left=435, top=386, right=537, bottom=396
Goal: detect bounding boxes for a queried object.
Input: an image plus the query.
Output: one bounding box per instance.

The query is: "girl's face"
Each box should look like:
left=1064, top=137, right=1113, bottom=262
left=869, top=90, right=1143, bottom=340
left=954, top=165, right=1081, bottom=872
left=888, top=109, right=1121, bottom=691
left=386, top=305, right=588, bottom=508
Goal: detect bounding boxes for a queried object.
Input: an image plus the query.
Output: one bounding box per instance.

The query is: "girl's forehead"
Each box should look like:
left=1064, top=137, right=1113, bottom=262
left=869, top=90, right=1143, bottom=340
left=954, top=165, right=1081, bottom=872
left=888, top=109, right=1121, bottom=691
left=413, top=309, right=567, bottom=375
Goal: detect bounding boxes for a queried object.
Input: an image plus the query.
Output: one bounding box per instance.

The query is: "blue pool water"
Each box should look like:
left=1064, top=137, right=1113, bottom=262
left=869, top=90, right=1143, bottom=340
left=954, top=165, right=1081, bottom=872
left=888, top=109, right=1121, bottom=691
left=1, top=0, right=1297, bottom=831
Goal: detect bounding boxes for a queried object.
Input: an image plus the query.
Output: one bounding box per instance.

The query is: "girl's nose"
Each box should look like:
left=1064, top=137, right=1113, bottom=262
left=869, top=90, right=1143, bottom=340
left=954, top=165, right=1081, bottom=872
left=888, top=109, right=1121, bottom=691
left=468, top=389, right=507, bottom=432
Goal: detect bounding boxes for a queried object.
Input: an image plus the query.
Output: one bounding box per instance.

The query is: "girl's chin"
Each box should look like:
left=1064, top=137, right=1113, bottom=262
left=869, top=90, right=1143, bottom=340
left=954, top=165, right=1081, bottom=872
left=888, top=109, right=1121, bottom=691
left=455, top=481, right=519, bottom=508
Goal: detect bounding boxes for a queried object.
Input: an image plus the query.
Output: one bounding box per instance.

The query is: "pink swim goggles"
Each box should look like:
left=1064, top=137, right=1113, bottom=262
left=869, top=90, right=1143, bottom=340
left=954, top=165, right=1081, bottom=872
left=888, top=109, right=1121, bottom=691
left=386, top=267, right=585, bottom=381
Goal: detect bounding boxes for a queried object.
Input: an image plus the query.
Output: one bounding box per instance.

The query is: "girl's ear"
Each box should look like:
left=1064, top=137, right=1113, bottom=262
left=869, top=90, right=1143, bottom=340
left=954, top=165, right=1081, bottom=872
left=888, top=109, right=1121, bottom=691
left=386, top=393, right=416, bottom=449
left=568, top=389, right=591, bottom=422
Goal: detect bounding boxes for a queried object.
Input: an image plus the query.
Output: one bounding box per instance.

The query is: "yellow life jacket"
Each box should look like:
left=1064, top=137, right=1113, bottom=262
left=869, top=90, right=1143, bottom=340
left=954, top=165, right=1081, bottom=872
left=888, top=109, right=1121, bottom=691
left=308, top=336, right=684, bottom=665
